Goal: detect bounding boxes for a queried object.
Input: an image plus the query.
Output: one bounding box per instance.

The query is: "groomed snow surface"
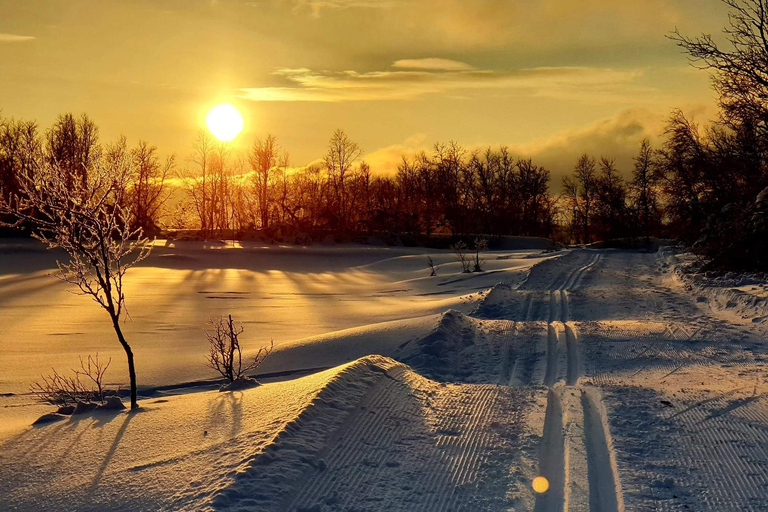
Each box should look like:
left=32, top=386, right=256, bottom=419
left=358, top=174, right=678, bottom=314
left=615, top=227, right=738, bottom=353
left=2, top=241, right=768, bottom=511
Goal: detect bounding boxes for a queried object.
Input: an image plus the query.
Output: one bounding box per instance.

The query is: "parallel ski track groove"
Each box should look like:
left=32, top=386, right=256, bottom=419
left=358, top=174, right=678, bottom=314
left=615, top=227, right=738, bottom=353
left=536, top=251, right=625, bottom=512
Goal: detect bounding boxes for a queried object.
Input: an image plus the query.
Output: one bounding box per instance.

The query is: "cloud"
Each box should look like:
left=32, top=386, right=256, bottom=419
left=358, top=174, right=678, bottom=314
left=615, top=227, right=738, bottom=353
left=291, top=0, right=397, bottom=17
left=509, top=109, right=668, bottom=186
left=392, top=58, right=475, bottom=72
left=0, top=33, right=35, bottom=43
left=239, top=64, right=646, bottom=103
left=363, top=133, right=430, bottom=174
left=359, top=109, right=680, bottom=187
left=284, top=0, right=688, bottom=49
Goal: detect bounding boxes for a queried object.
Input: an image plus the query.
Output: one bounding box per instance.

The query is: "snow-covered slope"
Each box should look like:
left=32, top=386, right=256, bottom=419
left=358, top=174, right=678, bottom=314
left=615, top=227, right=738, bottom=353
left=662, top=248, right=768, bottom=328
left=0, top=357, right=400, bottom=511
left=0, top=240, right=543, bottom=395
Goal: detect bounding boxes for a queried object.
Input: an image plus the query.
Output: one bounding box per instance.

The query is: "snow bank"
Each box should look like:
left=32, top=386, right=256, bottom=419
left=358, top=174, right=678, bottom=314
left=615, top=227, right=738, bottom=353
left=398, top=310, right=502, bottom=383
left=662, top=248, right=768, bottom=326
left=212, top=355, right=403, bottom=511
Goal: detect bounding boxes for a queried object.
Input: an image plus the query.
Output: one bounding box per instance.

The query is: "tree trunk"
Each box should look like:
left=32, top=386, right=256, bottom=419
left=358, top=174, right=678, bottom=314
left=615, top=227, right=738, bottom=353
left=111, top=317, right=138, bottom=409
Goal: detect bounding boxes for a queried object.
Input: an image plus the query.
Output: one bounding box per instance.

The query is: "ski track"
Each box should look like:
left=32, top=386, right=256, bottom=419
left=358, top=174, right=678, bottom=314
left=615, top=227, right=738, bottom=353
left=533, top=250, right=626, bottom=512
left=285, top=364, right=527, bottom=512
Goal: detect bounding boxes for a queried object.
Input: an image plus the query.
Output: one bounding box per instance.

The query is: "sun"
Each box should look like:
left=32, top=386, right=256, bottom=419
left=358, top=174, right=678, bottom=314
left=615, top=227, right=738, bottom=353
left=206, top=104, right=244, bottom=142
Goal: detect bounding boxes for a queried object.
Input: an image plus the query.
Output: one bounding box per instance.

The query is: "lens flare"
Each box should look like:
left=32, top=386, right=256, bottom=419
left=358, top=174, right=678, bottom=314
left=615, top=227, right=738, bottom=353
left=206, top=104, right=244, bottom=142
left=532, top=476, right=550, bottom=494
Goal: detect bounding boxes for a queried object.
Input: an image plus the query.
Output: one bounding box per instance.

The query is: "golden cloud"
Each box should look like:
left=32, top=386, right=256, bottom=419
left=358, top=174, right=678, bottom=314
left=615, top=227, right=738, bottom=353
left=239, top=65, right=647, bottom=103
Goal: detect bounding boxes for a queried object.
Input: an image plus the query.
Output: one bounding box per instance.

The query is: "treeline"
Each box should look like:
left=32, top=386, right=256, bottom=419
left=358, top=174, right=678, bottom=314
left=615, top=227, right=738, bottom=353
left=0, top=118, right=558, bottom=241
left=0, top=113, right=172, bottom=239
left=2, top=108, right=767, bottom=268
left=178, top=129, right=558, bottom=240
left=557, top=0, right=768, bottom=270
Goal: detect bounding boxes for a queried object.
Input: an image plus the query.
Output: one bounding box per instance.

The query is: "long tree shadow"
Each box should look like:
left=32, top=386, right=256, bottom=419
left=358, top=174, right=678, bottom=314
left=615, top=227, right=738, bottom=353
left=89, top=411, right=138, bottom=492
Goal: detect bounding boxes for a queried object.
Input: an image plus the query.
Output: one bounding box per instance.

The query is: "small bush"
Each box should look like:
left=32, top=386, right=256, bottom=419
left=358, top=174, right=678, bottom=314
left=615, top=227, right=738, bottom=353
left=31, top=354, right=112, bottom=406
left=473, top=237, right=488, bottom=272
left=451, top=241, right=471, bottom=272
left=205, top=314, right=274, bottom=383
left=426, top=255, right=440, bottom=276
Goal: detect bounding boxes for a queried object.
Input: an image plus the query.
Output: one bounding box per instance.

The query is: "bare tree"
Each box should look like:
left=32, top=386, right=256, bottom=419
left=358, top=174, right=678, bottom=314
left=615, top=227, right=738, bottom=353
left=0, top=151, right=150, bottom=409
left=561, top=175, right=581, bottom=244
left=325, top=129, right=362, bottom=232
left=573, top=154, right=598, bottom=243
left=250, top=134, right=280, bottom=229
left=631, top=139, right=659, bottom=243
left=128, top=140, right=173, bottom=234
left=451, top=240, right=471, bottom=272
left=671, top=0, right=768, bottom=128
left=183, top=129, right=215, bottom=238
left=45, top=113, right=99, bottom=188
left=0, top=115, right=41, bottom=203
left=472, top=237, right=488, bottom=272
left=205, top=315, right=274, bottom=384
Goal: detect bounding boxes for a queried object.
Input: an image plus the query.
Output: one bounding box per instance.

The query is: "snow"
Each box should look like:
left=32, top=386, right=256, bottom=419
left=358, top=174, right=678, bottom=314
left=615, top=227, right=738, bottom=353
left=663, top=248, right=768, bottom=328
left=0, top=239, right=542, bottom=397
left=3, top=242, right=768, bottom=511
left=0, top=358, right=391, bottom=510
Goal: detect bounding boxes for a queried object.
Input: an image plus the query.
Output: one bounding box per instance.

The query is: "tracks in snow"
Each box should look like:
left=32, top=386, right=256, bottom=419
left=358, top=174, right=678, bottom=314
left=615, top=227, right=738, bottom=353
left=284, top=365, right=526, bottom=511
left=535, top=252, right=624, bottom=512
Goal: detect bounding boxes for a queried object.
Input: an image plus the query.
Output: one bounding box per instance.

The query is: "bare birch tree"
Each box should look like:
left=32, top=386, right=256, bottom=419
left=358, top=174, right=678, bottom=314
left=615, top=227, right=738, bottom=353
left=0, top=147, right=150, bottom=409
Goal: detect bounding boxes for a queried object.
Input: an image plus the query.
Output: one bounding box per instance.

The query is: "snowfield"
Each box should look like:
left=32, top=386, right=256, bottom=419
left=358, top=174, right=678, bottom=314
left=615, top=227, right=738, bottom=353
left=2, top=241, right=768, bottom=511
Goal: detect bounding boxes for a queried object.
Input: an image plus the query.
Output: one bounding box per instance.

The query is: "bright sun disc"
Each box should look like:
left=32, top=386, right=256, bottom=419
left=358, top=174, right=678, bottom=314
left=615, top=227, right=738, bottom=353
left=206, top=104, right=244, bottom=142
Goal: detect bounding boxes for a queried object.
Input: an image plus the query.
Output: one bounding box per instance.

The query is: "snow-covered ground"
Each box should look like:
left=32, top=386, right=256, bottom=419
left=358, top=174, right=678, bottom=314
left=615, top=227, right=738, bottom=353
left=0, top=239, right=547, bottom=396
left=663, top=248, right=768, bottom=329
left=2, top=242, right=768, bottom=511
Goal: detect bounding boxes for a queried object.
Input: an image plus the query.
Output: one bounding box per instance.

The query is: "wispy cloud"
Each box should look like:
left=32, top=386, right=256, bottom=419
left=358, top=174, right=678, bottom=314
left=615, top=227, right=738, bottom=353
left=392, top=58, right=475, bottom=72
left=0, top=33, right=35, bottom=43
left=292, top=0, right=397, bottom=17
left=239, top=63, right=646, bottom=103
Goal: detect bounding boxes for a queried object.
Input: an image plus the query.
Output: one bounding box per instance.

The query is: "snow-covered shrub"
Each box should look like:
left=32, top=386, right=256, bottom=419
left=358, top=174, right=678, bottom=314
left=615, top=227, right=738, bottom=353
left=451, top=241, right=472, bottom=273
left=205, top=314, right=274, bottom=386
left=472, top=237, right=488, bottom=272
left=30, top=354, right=113, bottom=406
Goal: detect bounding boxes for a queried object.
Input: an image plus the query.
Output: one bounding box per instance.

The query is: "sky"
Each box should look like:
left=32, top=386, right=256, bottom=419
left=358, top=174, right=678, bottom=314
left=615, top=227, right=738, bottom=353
left=0, top=0, right=731, bottom=182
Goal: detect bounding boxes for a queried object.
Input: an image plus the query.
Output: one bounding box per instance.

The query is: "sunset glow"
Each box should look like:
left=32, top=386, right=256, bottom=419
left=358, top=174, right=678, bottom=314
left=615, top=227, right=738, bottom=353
left=205, top=104, right=244, bottom=142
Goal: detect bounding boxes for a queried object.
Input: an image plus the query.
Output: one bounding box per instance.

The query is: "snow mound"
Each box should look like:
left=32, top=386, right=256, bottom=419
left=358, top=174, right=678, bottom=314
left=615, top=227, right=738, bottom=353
left=663, top=249, right=768, bottom=326
left=473, top=282, right=534, bottom=320
left=398, top=310, right=497, bottom=382
left=474, top=283, right=514, bottom=317
left=212, top=355, right=404, bottom=511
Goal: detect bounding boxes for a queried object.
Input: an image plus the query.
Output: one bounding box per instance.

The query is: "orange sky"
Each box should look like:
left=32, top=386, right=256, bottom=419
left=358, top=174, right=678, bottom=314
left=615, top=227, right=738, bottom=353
left=0, top=0, right=729, bottom=180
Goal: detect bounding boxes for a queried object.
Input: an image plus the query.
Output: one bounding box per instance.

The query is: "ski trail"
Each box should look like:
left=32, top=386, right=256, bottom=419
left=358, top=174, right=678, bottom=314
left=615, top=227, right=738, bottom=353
left=498, top=320, right=517, bottom=385
left=560, top=290, right=569, bottom=322
left=549, top=290, right=560, bottom=323
left=564, top=323, right=580, bottom=387
left=582, top=387, right=625, bottom=512
left=544, top=323, right=561, bottom=387
left=535, top=251, right=621, bottom=512
left=535, top=388, right=568, bottom=512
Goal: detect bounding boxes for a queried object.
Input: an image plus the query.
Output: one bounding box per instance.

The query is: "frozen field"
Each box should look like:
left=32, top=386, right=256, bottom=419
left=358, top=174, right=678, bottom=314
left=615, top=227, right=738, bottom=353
left=0, top=239, right=548, bottom=396
left=2, top=243, right=768, bottom=511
